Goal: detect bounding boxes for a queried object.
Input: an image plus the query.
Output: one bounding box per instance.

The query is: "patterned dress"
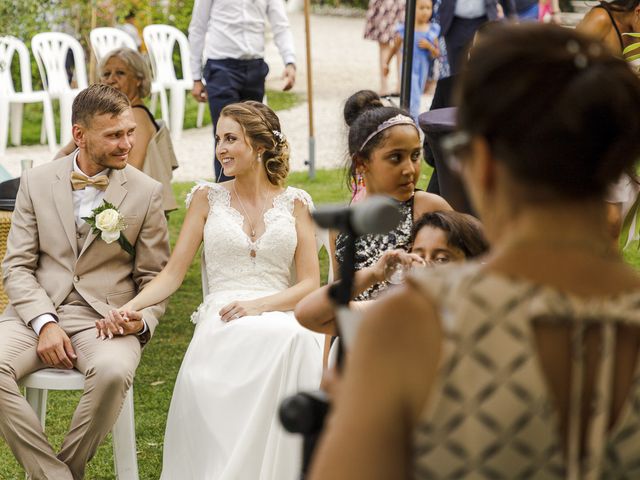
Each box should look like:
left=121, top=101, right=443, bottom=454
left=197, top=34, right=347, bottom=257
left=335, top=196, right=414, bottom=300
left=410, top=262, right=640, bottom=479
left=364, top=0, right=407, bottom=44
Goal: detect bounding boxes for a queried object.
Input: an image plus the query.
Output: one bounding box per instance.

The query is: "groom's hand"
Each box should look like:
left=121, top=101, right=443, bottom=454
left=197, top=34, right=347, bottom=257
left=37, top=323, right=77, bottom=369
left=96, top=309, right=144, bottom=339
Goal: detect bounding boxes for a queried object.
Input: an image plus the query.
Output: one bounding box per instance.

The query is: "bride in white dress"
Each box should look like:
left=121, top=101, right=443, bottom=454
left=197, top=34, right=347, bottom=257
left=101, top=101, right=324, bottom=479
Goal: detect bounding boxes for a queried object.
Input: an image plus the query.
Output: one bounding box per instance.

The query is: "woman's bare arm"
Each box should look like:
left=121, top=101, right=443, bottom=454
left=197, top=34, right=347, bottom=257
left=308, top=285, right=442, bottom=479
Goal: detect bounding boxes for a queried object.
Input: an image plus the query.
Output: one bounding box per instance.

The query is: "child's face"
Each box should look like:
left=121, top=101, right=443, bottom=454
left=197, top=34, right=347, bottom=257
left=416, top=0, right=433, bottom=23
left=361, top=125, right=422, bottom=202
left=411, top=226, right=466, bottom=265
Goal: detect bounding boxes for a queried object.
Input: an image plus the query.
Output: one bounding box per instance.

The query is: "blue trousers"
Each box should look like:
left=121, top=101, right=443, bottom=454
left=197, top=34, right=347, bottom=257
left=203, top=58, right=269, bottom=181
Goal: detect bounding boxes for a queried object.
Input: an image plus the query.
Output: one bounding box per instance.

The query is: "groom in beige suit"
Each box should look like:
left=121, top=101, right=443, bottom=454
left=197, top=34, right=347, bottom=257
left=0, top=84, right=170, bottom=479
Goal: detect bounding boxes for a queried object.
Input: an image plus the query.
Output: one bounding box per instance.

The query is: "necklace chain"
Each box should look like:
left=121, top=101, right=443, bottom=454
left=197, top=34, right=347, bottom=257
left=233, top=182, right=268, bottom=241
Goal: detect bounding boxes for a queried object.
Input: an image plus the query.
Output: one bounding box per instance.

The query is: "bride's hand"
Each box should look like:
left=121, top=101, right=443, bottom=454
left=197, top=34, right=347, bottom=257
left=219, top=300, right=262, bottom=322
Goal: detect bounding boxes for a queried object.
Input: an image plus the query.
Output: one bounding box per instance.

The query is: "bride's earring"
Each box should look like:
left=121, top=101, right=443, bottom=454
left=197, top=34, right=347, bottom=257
left=257, top=153, right=262, bottom=163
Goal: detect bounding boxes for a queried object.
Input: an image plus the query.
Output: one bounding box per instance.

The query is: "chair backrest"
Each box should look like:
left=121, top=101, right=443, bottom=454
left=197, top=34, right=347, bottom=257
left=31, top=32, right=88, bottom=97
left=0, top=36, right=33, bottom=96
left=90, top=27, right=137, bottom=63
left=143, top=24, right=192, bottom=84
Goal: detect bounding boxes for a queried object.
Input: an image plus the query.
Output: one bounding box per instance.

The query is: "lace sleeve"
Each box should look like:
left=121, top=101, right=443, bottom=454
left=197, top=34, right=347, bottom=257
left=282, top=187, right=315, bottom=213
left=185, top=181, right=227, bottom=209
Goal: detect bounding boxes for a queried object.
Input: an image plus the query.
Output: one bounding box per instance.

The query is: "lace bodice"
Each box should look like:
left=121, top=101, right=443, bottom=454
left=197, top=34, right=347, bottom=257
left=187, top=182, right=313, bottom=315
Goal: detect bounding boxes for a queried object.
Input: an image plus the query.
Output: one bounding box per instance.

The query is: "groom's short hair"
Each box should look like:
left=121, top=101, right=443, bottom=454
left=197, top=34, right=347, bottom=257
left=72, top=84, right=131, bottom=128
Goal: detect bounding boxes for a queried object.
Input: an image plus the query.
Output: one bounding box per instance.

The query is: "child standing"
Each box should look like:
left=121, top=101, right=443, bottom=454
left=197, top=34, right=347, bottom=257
left=386, top=0, right=440, bottom=120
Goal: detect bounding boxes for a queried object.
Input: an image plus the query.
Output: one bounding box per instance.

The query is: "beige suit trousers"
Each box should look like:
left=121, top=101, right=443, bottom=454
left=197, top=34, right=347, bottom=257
left=0, top=305, right=141, bottom=480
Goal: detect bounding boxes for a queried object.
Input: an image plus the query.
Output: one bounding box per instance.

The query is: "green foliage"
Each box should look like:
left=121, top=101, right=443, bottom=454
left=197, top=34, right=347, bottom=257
left=0, top=1, right=49, bottom=39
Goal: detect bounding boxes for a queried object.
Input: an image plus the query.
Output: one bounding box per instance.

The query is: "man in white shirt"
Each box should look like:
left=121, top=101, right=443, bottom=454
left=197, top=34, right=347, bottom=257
left=0, top=84, right=169, bottom=479
left=439, top=0, right=515, bottom=74
left=188, top=0, right=297, bottom=181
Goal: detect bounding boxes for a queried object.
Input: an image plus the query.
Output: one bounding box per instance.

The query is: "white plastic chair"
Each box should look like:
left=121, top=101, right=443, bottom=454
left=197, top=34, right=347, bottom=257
left=20, top=368, right=139, bottom=480
left=89, top=27, right=169, bottom=127
left=143, top=25, right=194, bottom=140
left=90, top=27, right=137, bottom=61
left=0, top=36, right=57, bottom=155
left=31, top=32, right=88, bottom=145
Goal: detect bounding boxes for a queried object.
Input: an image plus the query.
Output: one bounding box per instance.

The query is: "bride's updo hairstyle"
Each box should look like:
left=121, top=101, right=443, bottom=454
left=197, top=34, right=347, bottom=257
left=219, top=101, right=290, bottom=186
left=343, top=90, right=411, bottom=191
left=457, top=23, right=640, bottom=199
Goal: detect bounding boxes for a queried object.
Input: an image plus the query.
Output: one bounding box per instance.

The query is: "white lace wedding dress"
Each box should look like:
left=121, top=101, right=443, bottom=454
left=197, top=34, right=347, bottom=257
left=160, top=183, right=324, bottom=480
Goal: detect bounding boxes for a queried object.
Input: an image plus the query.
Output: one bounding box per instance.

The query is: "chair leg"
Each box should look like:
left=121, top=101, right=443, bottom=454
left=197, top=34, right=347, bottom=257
left=112, top=387, right=139, bottom=480
left=42, top=97, right=57, bottom=153
left=0, top=99, right=9, bottom=155
left=10, top=103, right=23, bottom=147
left=149, top=91, right=158, bottom=117
left=40, top=113, right=46, bottom=145
left=169, top=86, right=185, bottom=141
left=24, top=387, right=48, bottom=430
left=196, top=102, right=206, bottom=128
left=159, top=88, right=170, bottom=131
left=59, top=94, right=74, bottom=146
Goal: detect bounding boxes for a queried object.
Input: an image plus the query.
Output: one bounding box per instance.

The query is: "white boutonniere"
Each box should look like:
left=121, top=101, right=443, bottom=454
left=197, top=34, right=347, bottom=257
left=82, top=201, right=135, bottom=257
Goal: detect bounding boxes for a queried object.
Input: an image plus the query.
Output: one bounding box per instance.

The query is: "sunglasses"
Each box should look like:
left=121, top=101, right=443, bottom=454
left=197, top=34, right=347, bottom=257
left=440, top=130, right=472, bottom=175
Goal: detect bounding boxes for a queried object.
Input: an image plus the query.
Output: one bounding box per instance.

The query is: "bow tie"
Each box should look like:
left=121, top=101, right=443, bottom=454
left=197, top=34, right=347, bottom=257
left=70, top=171, right=109, bottom=191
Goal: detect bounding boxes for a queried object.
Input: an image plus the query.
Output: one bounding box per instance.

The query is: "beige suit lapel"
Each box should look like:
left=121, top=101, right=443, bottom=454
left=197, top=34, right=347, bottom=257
left=79, top=168, right=128, bottom=258
left=52, top=156, right=78, bottom=257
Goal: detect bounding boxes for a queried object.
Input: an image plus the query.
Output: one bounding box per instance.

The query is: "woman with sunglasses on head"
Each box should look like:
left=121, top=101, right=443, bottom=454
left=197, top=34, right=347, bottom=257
left=309, top=23, right=640, bottom=479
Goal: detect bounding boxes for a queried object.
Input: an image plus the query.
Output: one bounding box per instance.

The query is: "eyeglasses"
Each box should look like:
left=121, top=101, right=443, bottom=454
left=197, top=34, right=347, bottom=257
left=440, top=130, right=472, bottom=175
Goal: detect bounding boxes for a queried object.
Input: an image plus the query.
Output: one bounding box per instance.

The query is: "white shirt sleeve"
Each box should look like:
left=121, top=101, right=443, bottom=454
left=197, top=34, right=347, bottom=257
left=189, top=0, right=215, bottom=80
left=267, top=0, right=296, bottom=66
left=138, top=320, right=148, bottom=336
left=30, top=313, right=57, bottom=336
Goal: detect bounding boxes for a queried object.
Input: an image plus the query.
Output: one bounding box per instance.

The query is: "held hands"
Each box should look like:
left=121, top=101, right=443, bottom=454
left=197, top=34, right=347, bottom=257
left=191, top=80, right=208, bottom=103
left=95, top=309, right=144, bottom=340
left=282, top=64, right=296, bottom=91
left=219, top=299, right=263, bottom=323
left=37, top=322, right=77, bottom=369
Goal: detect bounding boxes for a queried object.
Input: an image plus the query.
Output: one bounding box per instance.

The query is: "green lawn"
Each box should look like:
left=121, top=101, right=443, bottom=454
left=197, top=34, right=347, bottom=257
left=1, top=169, right=639, bottom=479
left=9, top=90, right=300, bottom=147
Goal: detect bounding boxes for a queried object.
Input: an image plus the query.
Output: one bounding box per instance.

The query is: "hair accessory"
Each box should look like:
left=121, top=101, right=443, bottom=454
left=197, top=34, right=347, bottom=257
left=566, top=39, right=589, bottom=69
left=358, top=114, right=418, bottom=153
left=272, top=130, right=286, bottom=144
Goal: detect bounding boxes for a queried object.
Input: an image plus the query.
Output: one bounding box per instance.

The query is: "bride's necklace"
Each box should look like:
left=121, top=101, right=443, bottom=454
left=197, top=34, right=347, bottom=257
left=233, top=182, right=268, bottom=257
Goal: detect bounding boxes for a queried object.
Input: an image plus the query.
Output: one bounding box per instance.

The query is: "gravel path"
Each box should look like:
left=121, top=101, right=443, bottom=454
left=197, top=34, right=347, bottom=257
left=1, top=12, right=418, bottom=181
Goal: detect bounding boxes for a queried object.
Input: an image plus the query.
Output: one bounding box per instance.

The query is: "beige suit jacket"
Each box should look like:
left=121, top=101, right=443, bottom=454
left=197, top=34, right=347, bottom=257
left=0, top=153, right=170, bottom=344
